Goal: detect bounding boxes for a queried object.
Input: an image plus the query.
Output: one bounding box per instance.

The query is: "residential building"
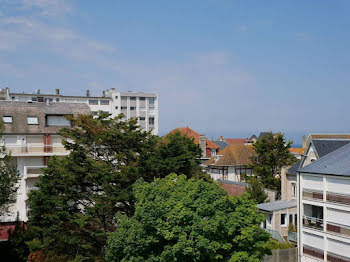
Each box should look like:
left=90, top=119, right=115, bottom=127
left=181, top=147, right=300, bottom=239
left=297, top=142, right=350, bottom=262
left=205, top=144, right=255, bottom=182
left=0, top=101, right=90, bottom=240
left=289, top=148, right=306, bottom=160
left=168, top=127, right=220, bottom=160
left=215, top=136, right=229, bottom=150
left=0, top=87, right=158, bottom=134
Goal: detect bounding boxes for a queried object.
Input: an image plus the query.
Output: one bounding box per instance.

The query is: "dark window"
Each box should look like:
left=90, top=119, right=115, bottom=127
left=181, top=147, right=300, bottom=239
left=130, top=107, right=136, bottom=110
left=130, top=97, right=136, bottom=101
left=149, top=117, right=155, bottom=125
left=121, top=96, right=127, bottom=100
left=31, top=97, right=37, bottom=102
left=56, top=98, right=60, bottom=102
left=115, top=96, right=118, bottom=99
left=139, top=97, right=145, bottom=101
left=139, top=117, right=145, bottom=121
left=115, top=106, right=118, bottom=109
left=89, top=100, right=98, bottom=105
left=92, top=111, right=98, bottom=116
left=100, top=100, right=109, bottom=105
left=281, top=214, right=286, bottom=226
left=121, top=106, right=127, bottom=110
left=149, top=97, right=155, bottom=105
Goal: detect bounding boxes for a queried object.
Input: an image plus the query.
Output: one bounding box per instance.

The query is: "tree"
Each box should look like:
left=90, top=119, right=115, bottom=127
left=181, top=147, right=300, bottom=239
left=245, top=178, right=268, bottom=204
left=26, top=113, right=207, bottom=260
left=138, top=131, right=209, bottom=180
left=106, top=174, right=272, bottom=262
left=0, top=120, right=20, bottom=217
left=250, top=132, right=296, bottom=192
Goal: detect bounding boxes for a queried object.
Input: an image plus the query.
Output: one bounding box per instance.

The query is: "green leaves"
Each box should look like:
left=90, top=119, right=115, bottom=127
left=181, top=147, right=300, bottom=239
left=106, top=174, right=271, bottom=262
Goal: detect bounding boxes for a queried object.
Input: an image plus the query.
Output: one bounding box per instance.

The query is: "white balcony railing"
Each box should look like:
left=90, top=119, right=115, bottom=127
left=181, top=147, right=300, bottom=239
left=303, top=215, right=324, bottom=231
left=4, top=144, right=67, bottom=155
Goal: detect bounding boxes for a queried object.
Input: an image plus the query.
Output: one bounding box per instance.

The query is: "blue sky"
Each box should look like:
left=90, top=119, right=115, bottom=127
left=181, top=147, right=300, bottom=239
left=1, top=0, right=350, bottom=145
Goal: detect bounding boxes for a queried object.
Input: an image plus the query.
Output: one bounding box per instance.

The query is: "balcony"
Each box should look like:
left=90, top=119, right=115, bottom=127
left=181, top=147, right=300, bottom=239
left=303, top=245, right=324, bottom=260
left=327, top=252, right=350, bottom=262
left=287, top=231, right=297, bottom=242
left=303, top=216, right=324, bottom=231
left=25, top=166, right=46, bottom=179
left=327, top=222, right=350, bottom=238
left=327, top=192, right=350, bottom=205
left=303, top=189, right=323, bottom=201
left=5, top=144, right=67, bottom=156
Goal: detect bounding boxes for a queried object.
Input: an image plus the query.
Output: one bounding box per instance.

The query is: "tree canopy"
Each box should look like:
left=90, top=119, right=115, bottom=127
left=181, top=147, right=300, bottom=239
left=106, top=174, right=271, bottom=262
left=246, top=178, right=268, bottom=204
left=249, top=132, right=297, bottom=192
left=26, top=113, right=207, bottom=260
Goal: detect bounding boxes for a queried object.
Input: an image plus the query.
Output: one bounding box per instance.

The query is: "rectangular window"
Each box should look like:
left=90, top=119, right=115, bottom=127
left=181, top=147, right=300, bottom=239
left=149, top=117, right=155, bottom=125
left=149, top=97, right=155, bottom=105
left=211, top=149, right=216, bottom=157
left=115, top=96, right=118, bottom=99
left=89, top=100, right=98, bottom=105
left=56, top=98, right=60, bottom=102
left=121, top=96, right=127, bottom=101
left=121, top=106, right=127, bottom=110
left=11, top=96, right=15, bottom=101
left=100, top=100, right=109, bottom=105
left=115, top=106, right=118, bottom=110
left=130, top=107, right=136, bottom=110
left=92, top=111, right=98, bottom=116
left=46, top=115, right=71, bottom=126
left=31, top=97, right=37, bottom=102
left=149, top=108, right=155, bottom=115
left=139, top=97, right=145, bottom=101
left=130, top=97, right=136, bottom=101
left=289, top=214, right=293, bottom=226
left=2, top=116, right=12, bottom=123
left=139, top=117, right=145, bottom=121
left=27, top=116, right=39, bottom=125
left=281, top=214, right=287, bottom=226
left=267, top=214, right=272, bottom=227
left=292, top=183, right=297, bottom=197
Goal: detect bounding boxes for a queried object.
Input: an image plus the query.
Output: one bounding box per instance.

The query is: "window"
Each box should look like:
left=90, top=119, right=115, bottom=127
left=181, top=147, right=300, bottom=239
left=27, top=116, right=39, bottom=125
left=46, top=115, right=71, bottom=126
left=149, top=108, right=155, bottom=115
left=281, top=214, right=287, bottom=226
left=140, top=107, right=146, bottom=111
left=130, top=107, right=136, bottom=110
left=292, top=183, right=297, bottom=197
left=266, top=214, right=272, bottom=227
left=31, top=97, right=37, bottom=102
left=211, top=149, right=216, bottom=157
left=89, top=100, right=98, bottom=105
left=121, top=96, right=127, bottom=101
left=56, top=98, right=60, bottom=102
left=92, top=111, right=98, bottom=116
left=139, top=117, right=145, bottom=121
left=121, top=106, right=127, bottom=110
left=139, top=97, right=145, bottom=101
left=115, top=106, right=118, bottom=110
left=149, top=117, right=155, bottom=125
left=289, top=214, right=293, bottom=226
left=115, top=96, right=118, bottom=99
left=149, top=97, right=155, bottom=105
left=130, top=97, right=136, bottom=101
left=11, top=96, right=15, bottom=101
left=100, top=100, right=109, bottom=105
left=2, top=116, right=12, bottom=123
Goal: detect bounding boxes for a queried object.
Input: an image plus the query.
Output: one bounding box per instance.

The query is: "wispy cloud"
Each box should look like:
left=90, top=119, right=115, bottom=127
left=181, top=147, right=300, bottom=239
left=19, top=0, right=72, bottom=17
left=296, top=32, right=311, bottom=41
left=236, top=24, right=248, bottom=32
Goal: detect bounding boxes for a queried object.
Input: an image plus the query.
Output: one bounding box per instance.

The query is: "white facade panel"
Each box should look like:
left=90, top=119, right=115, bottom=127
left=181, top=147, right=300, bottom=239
left=327, top=177, right=350, bottom=195
left=327, top=208, right=350, bottom=227
left=302, top=175, right=323, bottom=191
left=303, top=232, right=324, bottom=249
left=328, top=238, right=350, bottom=258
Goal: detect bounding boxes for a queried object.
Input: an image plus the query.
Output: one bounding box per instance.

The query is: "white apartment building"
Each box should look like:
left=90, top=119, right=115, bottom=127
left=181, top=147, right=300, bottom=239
left=297, top=142, right=350, bottom=262
left=0, top=87, right=159, bottom=135
left=0, top=101, right=91, bottom=227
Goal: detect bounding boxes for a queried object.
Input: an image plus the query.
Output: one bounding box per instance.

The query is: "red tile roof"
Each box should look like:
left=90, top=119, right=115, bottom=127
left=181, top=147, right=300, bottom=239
left=205, top=144, right=255, bottom=166
left=289, top=148, right=306, bottom=155
left=168, top=127, right=220, bottom=149
left=225, top=138, right=247, bottom=145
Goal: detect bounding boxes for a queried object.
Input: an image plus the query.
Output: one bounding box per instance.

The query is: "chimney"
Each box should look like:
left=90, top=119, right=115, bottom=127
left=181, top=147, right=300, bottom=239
left=86, top=90, right=90, bottom=97
left=220, top=136, right=223, bottom=141
left=5, top=87, right=10, bottom=100
left=36, top=89, right=40, bottom=94
left=199, top=135, right=207, bottom=158
left=55, top=89, right=60, bottom=95
left=302, top=135, right=307, bottom=148
left=102, top=91, right=105, bottom=97
left=111, top=88, right=115, bottom=92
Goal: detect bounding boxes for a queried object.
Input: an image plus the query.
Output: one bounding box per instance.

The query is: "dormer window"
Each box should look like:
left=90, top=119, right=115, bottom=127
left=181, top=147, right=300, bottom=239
left=2, top=116, right=12, bottom=123
left=46, top=115, right=71, bottom=127
left=27, top=116, right=39, bottom=125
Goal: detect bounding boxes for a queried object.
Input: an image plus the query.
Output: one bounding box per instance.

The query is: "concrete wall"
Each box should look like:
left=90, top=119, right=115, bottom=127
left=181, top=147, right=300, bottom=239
left=263, top=248, right=297, bottom=262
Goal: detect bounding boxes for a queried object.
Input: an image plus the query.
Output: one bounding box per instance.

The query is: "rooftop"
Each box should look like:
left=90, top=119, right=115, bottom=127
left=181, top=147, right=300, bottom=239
left=258, top=200, right=297, bottom=212
left=312, top=139, right=350, bottom=158
left=205, top=144, right=255, bottom=166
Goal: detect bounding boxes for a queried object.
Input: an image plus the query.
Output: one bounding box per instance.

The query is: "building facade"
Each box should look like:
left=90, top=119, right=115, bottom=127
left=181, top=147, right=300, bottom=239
left=0, top=87, right=158, bottom=135
left=0, top=101, right=91, bottom=227
left=297, top=142, right=350, bottom=262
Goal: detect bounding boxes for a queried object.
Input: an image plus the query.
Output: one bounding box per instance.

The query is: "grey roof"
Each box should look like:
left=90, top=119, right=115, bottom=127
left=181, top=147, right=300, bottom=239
left=287, top=160, right=302, bottom=175
left=258, top=200, right=297, bottom=212
left=298, top=142, right=350, bottom=176
left=249, top=135, right=257, bottom=140
left=312, top=139, right=350, bottom=158
left=258, top=132, right=271, bottom=139
left=215, top=140, right=229, bottom=150
left=217, top=180, right=248, bottom=186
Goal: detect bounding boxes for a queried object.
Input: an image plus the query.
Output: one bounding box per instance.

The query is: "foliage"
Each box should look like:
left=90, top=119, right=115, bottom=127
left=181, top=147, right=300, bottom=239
left=266, top=239, right=295, bottom=250
left=26, top=113, right=205, bottom=261
left=106, top=174, right=272, bottom=262
left=246, top=178, right=268, bottom=204
left=249, top=132, right=297, bottom=192
left=139, top=131, right=210, bottom=180
left=0, top=119, right=20, bottom=217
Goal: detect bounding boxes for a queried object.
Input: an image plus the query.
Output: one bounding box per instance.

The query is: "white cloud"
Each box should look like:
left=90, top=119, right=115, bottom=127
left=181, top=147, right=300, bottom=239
left=236, top=24, right=248, bottom=32
left=20, top=0, right=72, bottom=17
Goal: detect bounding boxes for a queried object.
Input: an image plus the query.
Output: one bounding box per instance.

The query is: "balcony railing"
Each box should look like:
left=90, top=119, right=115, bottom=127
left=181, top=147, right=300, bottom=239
left=265, top=228, right=285, bottom=243
left=327, top=222, right=350, bottom=238
left=303, top=189, right=323, bottom=201
left=25, top=166, right=46, bottom=179
left=327, top=252, right=350, bottom=262
left=4, top=144, right=67, bottom=155
left=327, top=192, right=350, bottom=205
left=303, top=216, right=324, bottom=231
left=287, top=231, right=297, bottom=242
left=303, top=245, right=324, bottom=260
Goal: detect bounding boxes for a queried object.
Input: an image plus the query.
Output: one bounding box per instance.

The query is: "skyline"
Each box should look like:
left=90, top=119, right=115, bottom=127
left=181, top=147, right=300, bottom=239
left=1, top=0, right=350, bottom=144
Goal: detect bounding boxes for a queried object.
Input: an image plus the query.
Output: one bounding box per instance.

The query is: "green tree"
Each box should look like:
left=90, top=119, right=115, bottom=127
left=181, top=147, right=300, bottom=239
left=250, top=132, right=296, bottom=192
left=139, top=131, right=209, bottom=180
left=106, top=174, right=271, bottom=262
left=246, top=178, right=268, bottom=204
left=0, top=120, right=20, bottom=217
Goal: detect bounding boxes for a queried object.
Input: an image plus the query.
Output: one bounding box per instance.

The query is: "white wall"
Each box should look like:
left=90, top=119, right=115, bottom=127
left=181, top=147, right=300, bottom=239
left=302, top=175, right=323, bottom=191
left=327, top=208, right=350, bottom=227
left=327, top=238, right=350, bottom=258
left=303, top=232, right=324, bottom=249
left=327, top=177, right=350, bottom=195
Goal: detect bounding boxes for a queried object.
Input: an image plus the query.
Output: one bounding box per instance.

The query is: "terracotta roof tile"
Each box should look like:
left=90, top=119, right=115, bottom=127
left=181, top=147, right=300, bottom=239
left=225, top=138, right=247, bottom=145
left=289, top=148, right=306, bottom=154
left=168, top=127, right=220, bottom=149
left=205, top=144, right=255, bottom=166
